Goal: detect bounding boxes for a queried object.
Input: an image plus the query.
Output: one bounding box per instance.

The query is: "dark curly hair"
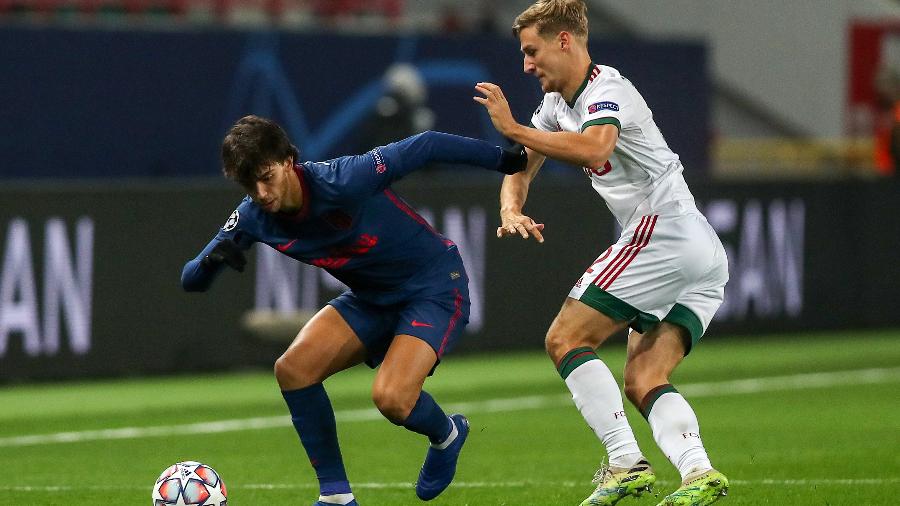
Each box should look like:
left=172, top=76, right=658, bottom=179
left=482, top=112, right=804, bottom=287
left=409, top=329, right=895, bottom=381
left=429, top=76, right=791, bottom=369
left=221, top=115, right=300, bottom=186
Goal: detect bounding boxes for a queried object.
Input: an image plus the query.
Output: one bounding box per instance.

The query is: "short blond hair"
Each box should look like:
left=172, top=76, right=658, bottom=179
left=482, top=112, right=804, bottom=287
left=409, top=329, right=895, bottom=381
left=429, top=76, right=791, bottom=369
left=512, top=0, right=588, bottom=39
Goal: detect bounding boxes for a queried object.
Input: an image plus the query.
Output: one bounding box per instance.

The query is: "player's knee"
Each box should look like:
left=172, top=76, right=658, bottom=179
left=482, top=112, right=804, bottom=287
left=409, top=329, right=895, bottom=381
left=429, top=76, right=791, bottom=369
left=544, top=322, right=566, bottom=356
left=544, top=321, right=589, bottom=363
left=273, top=355, right=296, bottom=388
left=371, top=384, right=415, bottom=424
left=274, top=354, right=315, bottom=390
left=544, top=332, right=562, bottom=361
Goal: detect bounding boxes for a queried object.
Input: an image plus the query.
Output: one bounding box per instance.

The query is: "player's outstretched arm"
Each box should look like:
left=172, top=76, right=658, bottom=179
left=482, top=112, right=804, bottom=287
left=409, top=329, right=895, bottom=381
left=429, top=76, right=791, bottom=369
left=384, top=130, right=528, bottom=177
left=181, top=238, right=247, bottom=292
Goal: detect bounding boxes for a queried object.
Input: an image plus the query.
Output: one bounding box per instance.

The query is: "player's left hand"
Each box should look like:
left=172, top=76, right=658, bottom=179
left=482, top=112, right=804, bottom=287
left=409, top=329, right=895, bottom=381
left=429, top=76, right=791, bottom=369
left=498, top=212, right=545, bottom=243
left=202, top=239, right=246, bottom=273
left=474, top=82, right=517, bottom=137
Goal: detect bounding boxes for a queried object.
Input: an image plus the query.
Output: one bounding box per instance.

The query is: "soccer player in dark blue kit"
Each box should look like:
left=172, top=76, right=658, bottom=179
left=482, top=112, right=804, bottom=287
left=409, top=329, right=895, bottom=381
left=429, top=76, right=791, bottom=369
left=182, top=115, right=527, bottom=505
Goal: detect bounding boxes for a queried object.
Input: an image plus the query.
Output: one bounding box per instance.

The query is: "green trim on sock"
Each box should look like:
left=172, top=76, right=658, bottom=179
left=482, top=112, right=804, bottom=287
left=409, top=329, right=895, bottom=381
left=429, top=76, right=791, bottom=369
left=556, top=346, right=598, bottom=380
left=640, top=384, right=678, bottom=419
left=556, top=347, right=593, bottom=370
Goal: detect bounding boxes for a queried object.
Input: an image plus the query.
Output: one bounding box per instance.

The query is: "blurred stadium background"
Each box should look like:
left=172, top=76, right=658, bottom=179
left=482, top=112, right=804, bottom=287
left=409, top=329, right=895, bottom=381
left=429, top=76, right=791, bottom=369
left=1, top=1, right=899, bottom=504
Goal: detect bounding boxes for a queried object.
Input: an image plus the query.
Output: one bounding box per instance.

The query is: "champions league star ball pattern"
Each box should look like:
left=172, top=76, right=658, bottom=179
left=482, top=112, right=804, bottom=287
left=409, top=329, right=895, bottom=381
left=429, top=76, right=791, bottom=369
left=152, top=461, right=227, bottom=506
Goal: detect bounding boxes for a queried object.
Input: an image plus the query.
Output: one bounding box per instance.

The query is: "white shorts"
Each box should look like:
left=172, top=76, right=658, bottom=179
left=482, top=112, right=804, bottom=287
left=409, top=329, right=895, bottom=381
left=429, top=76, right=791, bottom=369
left=568, top=211, right=728, bottom=351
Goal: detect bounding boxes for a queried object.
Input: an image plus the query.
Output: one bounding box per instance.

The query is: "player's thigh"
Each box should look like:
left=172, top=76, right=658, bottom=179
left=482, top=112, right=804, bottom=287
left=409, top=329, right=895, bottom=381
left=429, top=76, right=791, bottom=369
left=275, top=305, right=368, bottom=388
left=375, top=334, right=440, bottom=389
left=545, top=297, right=629, bottom=364
left=372, top=334, right=442, bottom=418
left=371, top=285, right=469, bottom=408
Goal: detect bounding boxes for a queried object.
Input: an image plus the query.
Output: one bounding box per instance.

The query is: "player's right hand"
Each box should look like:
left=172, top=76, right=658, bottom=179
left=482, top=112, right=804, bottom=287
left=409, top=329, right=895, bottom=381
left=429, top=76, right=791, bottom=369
left=497, top=214, right=545, bottom=243
left=202, top=239, right=246, bottom=272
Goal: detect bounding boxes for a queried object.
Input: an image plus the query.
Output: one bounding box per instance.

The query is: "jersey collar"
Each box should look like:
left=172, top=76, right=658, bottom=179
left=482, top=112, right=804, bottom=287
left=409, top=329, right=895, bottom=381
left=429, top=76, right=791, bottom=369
left=566, top=62, right=599, bottom=109
left=278, top=163, right=312, bottom=222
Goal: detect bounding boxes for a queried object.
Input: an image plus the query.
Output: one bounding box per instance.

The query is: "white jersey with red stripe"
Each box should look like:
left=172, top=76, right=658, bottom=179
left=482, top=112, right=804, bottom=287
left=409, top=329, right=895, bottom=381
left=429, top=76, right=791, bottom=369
left=532, top=64, right=728, bottom=344
left=530, top=63, right=697, bottom=228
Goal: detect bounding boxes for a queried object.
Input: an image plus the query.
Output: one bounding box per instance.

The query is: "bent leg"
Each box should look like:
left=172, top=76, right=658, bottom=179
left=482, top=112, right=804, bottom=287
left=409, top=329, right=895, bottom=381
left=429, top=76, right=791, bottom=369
left=622, top=322, right=687, bottom=407
left=274, top=305, right=368, bottom=390
left=625, top=323, right=714, bottom=482
left=545, top=297, right=626, bottom=364
left=276, top=305, right=367, bottom=505
left=372, top=334, right=449, bottom=438
left=546, top=298, right=646, bottom=472
left=374, top=334, right=469, bottom=501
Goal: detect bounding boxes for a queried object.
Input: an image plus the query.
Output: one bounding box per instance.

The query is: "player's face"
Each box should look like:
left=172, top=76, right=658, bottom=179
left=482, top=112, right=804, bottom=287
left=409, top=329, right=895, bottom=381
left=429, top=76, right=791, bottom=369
left=519, top=26, right=564, bottom=93
left=245, top=159, right=293, bottom=213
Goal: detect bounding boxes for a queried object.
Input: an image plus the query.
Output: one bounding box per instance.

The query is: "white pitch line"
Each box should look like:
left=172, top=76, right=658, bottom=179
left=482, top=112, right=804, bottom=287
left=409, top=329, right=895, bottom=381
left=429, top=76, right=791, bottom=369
left=241, top=478, right=900, bottom=488
left=3, top=478, right=899, bottom=493
left=1, top=366, right=899, bottom=448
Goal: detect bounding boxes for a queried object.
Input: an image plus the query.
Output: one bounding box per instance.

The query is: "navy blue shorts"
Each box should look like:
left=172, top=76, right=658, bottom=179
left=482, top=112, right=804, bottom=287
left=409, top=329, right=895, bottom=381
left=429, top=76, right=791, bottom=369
left=328, top=250, right=470, bottom=371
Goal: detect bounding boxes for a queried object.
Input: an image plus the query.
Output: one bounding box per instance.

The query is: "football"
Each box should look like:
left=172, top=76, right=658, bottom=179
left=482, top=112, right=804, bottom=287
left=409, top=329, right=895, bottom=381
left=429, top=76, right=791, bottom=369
left=151, top=461, right=228, bottom=506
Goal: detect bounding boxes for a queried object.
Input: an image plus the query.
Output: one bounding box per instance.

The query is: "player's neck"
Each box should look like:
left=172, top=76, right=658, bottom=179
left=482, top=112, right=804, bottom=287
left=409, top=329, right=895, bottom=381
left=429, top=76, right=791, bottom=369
left=561, top=56, right=594, bottom=103
left=280, top=165, right=303, bottom=214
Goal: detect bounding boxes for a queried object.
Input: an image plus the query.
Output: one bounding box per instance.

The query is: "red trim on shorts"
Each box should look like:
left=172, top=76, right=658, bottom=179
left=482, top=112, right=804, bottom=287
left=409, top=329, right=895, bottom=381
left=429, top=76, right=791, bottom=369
left=591, top=215, right=648, bottom=286
left=600, top=215, right=658, bottom=290
left=437, top=288, right=464, bottom=358
left=585, top=246, right=614, bottom=276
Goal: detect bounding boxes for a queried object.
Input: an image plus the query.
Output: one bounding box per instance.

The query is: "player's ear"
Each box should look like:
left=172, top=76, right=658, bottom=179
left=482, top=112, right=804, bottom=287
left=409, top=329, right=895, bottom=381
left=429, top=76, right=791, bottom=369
left=558, top=31, right=570, bottom=50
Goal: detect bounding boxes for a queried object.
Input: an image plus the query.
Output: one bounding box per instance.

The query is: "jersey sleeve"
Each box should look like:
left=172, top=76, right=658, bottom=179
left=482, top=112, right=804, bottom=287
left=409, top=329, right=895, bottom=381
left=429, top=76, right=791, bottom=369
left=579, top=80, right=633, bottom=133
left=312, top=149, right=396, bottom=201
left=181, top=201, right=256, bottom=292
left=320, top=131, right=504, bottom=200
left=530, top=95, right=557, bottom=132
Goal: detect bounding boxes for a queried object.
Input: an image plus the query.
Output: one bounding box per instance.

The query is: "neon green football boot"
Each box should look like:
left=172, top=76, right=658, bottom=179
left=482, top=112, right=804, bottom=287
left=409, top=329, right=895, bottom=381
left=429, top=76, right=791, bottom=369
left=579, top=459, right=656, bottom=506
left=656, top=469, right=729, bottom=506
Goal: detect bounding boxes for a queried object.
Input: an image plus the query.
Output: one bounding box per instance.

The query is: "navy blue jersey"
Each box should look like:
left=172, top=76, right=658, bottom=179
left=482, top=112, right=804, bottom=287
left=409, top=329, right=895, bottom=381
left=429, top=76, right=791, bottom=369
left=182, top=131, right=506, bottom=304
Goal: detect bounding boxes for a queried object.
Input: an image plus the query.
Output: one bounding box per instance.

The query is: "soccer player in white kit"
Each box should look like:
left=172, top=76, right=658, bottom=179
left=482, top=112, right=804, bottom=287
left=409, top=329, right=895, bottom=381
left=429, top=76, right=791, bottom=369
left=474, top=1, right=729, bottom=505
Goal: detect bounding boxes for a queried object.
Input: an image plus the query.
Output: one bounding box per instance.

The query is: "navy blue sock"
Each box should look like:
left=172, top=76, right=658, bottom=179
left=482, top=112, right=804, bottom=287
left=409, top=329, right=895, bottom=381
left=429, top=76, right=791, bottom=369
left=281, top=384, right=351, bottom=496
left=402, top=391, right=453, bottom=444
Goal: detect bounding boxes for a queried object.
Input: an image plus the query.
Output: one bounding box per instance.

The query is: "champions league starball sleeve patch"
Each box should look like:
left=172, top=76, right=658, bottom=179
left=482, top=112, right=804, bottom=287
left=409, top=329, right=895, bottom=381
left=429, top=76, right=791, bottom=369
left=587, top=101, right=619, bottom=114
left=371, top=148, right=387, bottom=174
left=222, top=210, right=239, bottom=231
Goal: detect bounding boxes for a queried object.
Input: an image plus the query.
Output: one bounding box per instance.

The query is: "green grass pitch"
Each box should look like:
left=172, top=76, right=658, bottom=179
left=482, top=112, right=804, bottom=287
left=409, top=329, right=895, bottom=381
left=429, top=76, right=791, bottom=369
left=2, top=329, right=899, bottom=505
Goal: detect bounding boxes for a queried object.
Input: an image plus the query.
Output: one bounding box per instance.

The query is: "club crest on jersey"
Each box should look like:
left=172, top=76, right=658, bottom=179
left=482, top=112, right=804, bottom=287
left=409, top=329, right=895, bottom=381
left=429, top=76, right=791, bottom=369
left=222, top=210, right=239, bottom=231
left=588, top=101, right=619, bottom=113
left=372, top=148, right=387, bottom=174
